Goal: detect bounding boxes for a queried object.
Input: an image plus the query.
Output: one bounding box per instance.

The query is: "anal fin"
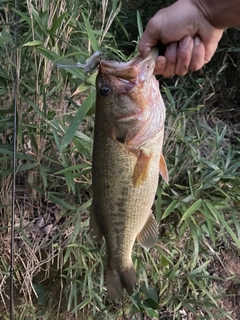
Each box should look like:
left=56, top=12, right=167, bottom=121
left=89, top=205, right=103, bottom=243
left=137, top=213, right=158, bottom=251
left=159, top=153, right=169, bottom=183
left=132, top=150, right=152, bottom=187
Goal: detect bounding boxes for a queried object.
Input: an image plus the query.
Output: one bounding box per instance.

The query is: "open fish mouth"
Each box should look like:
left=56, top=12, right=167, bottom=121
left=118, top=78, right=133, bottom=84
left=99, top=48, right=158, bottom=81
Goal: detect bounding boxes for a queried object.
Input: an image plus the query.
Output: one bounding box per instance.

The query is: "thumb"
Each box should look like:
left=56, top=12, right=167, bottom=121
left=201, top=29, right=223, bottom=63
left=138, top=34, right=156, bottom=58
left=138, top=18, right=163, bottom=58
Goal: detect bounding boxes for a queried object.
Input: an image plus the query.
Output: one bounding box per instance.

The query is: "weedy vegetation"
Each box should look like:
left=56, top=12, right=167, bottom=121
left=0, top=0, right=240, bottom=319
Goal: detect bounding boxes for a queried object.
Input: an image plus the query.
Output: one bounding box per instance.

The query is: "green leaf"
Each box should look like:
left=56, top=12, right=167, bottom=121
left=141, top=284, right=158, bottom=304
left=0, top=162, right=39, bottom=176
left=144, top=298, right=159, bottom=310
left=12, top=8, right=31, bottom=26
left=179, top=199, right=202, bottom=223
left=0, top=66, right=11, bottom=80
left=187, top=170, right=196, bottom=199
left=23, top=40, right=43, bottom=46
left=39, top=164, right=48, bottom=192
left=37, top=46, right=61, bottom=61
left=47, top=193, right=75, bottom=210
left=22, top=95, right=46, bottom=119
left=205, top=201, right=240, bottom=247
left=82, top=13, right=98, bottom=51
left=189, top=260, right=211, bottom=276
left=60, top=90, right=95, bottom=152
left=76, top=199, right=92, bottom=213
left=190, top=221, right=199, bottom=267
left=33, top=283, right=48, bottom=305
left=31, top=5, right=48, bottom=35
left=161, top=200, right=179, bottom=220
left=54, top=163, right=91, bottom=174
left=142, top=305, right=159, bottom=319
left=137, top=11, right=143, bottom=38
left=49, top=12, right=68, bottom=35
left=64, top=170, right=75, bottom=194
left=166, top=256, right=182, bottom=280
left=201, top=158, right=221, bottom=171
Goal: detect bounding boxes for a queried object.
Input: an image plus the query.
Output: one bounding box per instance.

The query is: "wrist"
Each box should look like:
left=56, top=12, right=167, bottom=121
left=190, top=0, right=240, bottom=29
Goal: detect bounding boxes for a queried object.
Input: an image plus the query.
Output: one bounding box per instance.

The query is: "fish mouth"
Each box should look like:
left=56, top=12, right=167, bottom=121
left=99, top=48, right=158, bottom=81
left=118, top=78, right=132, bottom=84
left=115, top=108, right=150, bottom=123
left=116, top=115, right=138, bottom=122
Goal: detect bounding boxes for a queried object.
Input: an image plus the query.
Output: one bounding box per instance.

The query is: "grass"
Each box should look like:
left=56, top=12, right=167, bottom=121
left=0, top=0, right=240, bottom=319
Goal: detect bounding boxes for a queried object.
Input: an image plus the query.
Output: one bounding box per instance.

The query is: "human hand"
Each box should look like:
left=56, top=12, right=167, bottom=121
left=153, top=35, right=205, bottom=77
left=138, top=0, right=224, bottom=77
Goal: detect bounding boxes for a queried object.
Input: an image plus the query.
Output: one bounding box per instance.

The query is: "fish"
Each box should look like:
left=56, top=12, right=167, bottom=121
left=90, top=48, right=168, bottom=300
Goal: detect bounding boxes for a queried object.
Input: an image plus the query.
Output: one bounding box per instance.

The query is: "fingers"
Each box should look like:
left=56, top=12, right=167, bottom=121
left=162, top=42, right=178, bottom=77
left=154, top=56, right=167, bottom=75
left=154, top=36, right=206, bottom=76
left=160, top=36, right=195, bottom=77
left=189, top=36, right=205, bottom=71
left=175, top=35, right=194, bottom=76
left=151, top=33, right=220, bottom=77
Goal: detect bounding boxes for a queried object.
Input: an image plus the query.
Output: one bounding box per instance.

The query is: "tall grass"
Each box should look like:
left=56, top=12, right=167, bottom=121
left=0, top=0, right=240, bottom=319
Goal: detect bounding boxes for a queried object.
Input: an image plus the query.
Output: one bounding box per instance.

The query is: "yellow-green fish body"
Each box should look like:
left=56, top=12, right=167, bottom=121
left=90, top=49, right=168, bottom=299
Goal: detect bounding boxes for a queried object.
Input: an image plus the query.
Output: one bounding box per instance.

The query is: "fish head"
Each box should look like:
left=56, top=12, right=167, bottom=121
left=95, top=48, right=163, bottom=145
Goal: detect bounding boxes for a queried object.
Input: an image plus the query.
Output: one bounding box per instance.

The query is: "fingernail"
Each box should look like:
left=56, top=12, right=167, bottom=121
left=194, top=36, right=201, bottom=46
left=156, top=57, right=166, bottom=68
left=181, top=35, right=191, bottom=49
left=169, top=42, right=177, bottom=53
left=142, top=47, right=151, bottom=58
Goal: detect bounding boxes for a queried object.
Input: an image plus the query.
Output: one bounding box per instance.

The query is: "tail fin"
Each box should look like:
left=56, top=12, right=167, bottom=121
left=105, top=265, right=136, bottom=300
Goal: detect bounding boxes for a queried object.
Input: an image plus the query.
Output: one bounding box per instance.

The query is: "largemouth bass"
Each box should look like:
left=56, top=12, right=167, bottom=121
left=90, top=48, right=168, bottom=300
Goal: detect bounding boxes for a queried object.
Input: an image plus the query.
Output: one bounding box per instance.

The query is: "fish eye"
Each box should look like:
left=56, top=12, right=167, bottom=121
left=100, top=85, right=110, bottom=96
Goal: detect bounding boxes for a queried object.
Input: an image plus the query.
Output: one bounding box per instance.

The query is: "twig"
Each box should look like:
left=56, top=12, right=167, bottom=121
left=10, top=0, right=20, bottom=317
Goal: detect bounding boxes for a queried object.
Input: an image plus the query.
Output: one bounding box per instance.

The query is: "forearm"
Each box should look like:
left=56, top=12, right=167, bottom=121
left=191, top=0, right=240, bottom=29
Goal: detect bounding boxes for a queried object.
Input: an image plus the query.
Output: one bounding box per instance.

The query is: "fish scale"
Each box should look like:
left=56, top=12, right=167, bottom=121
left=92, top=137, right=160, bottom=271
left=90, top=48, right=168, bottom=300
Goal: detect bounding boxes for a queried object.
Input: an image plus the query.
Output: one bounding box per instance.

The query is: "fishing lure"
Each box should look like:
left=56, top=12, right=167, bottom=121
left=56, top=51, right=102, bottom=73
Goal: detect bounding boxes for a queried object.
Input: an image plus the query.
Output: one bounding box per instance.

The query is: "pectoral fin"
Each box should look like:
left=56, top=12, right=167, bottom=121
left=132, top=150, right=152, bottom=187
left=159, top=153, right=169, bottom=183
left=137, top=213, right=158, bottom=251
left=89, top=206, right=103, bottom=243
